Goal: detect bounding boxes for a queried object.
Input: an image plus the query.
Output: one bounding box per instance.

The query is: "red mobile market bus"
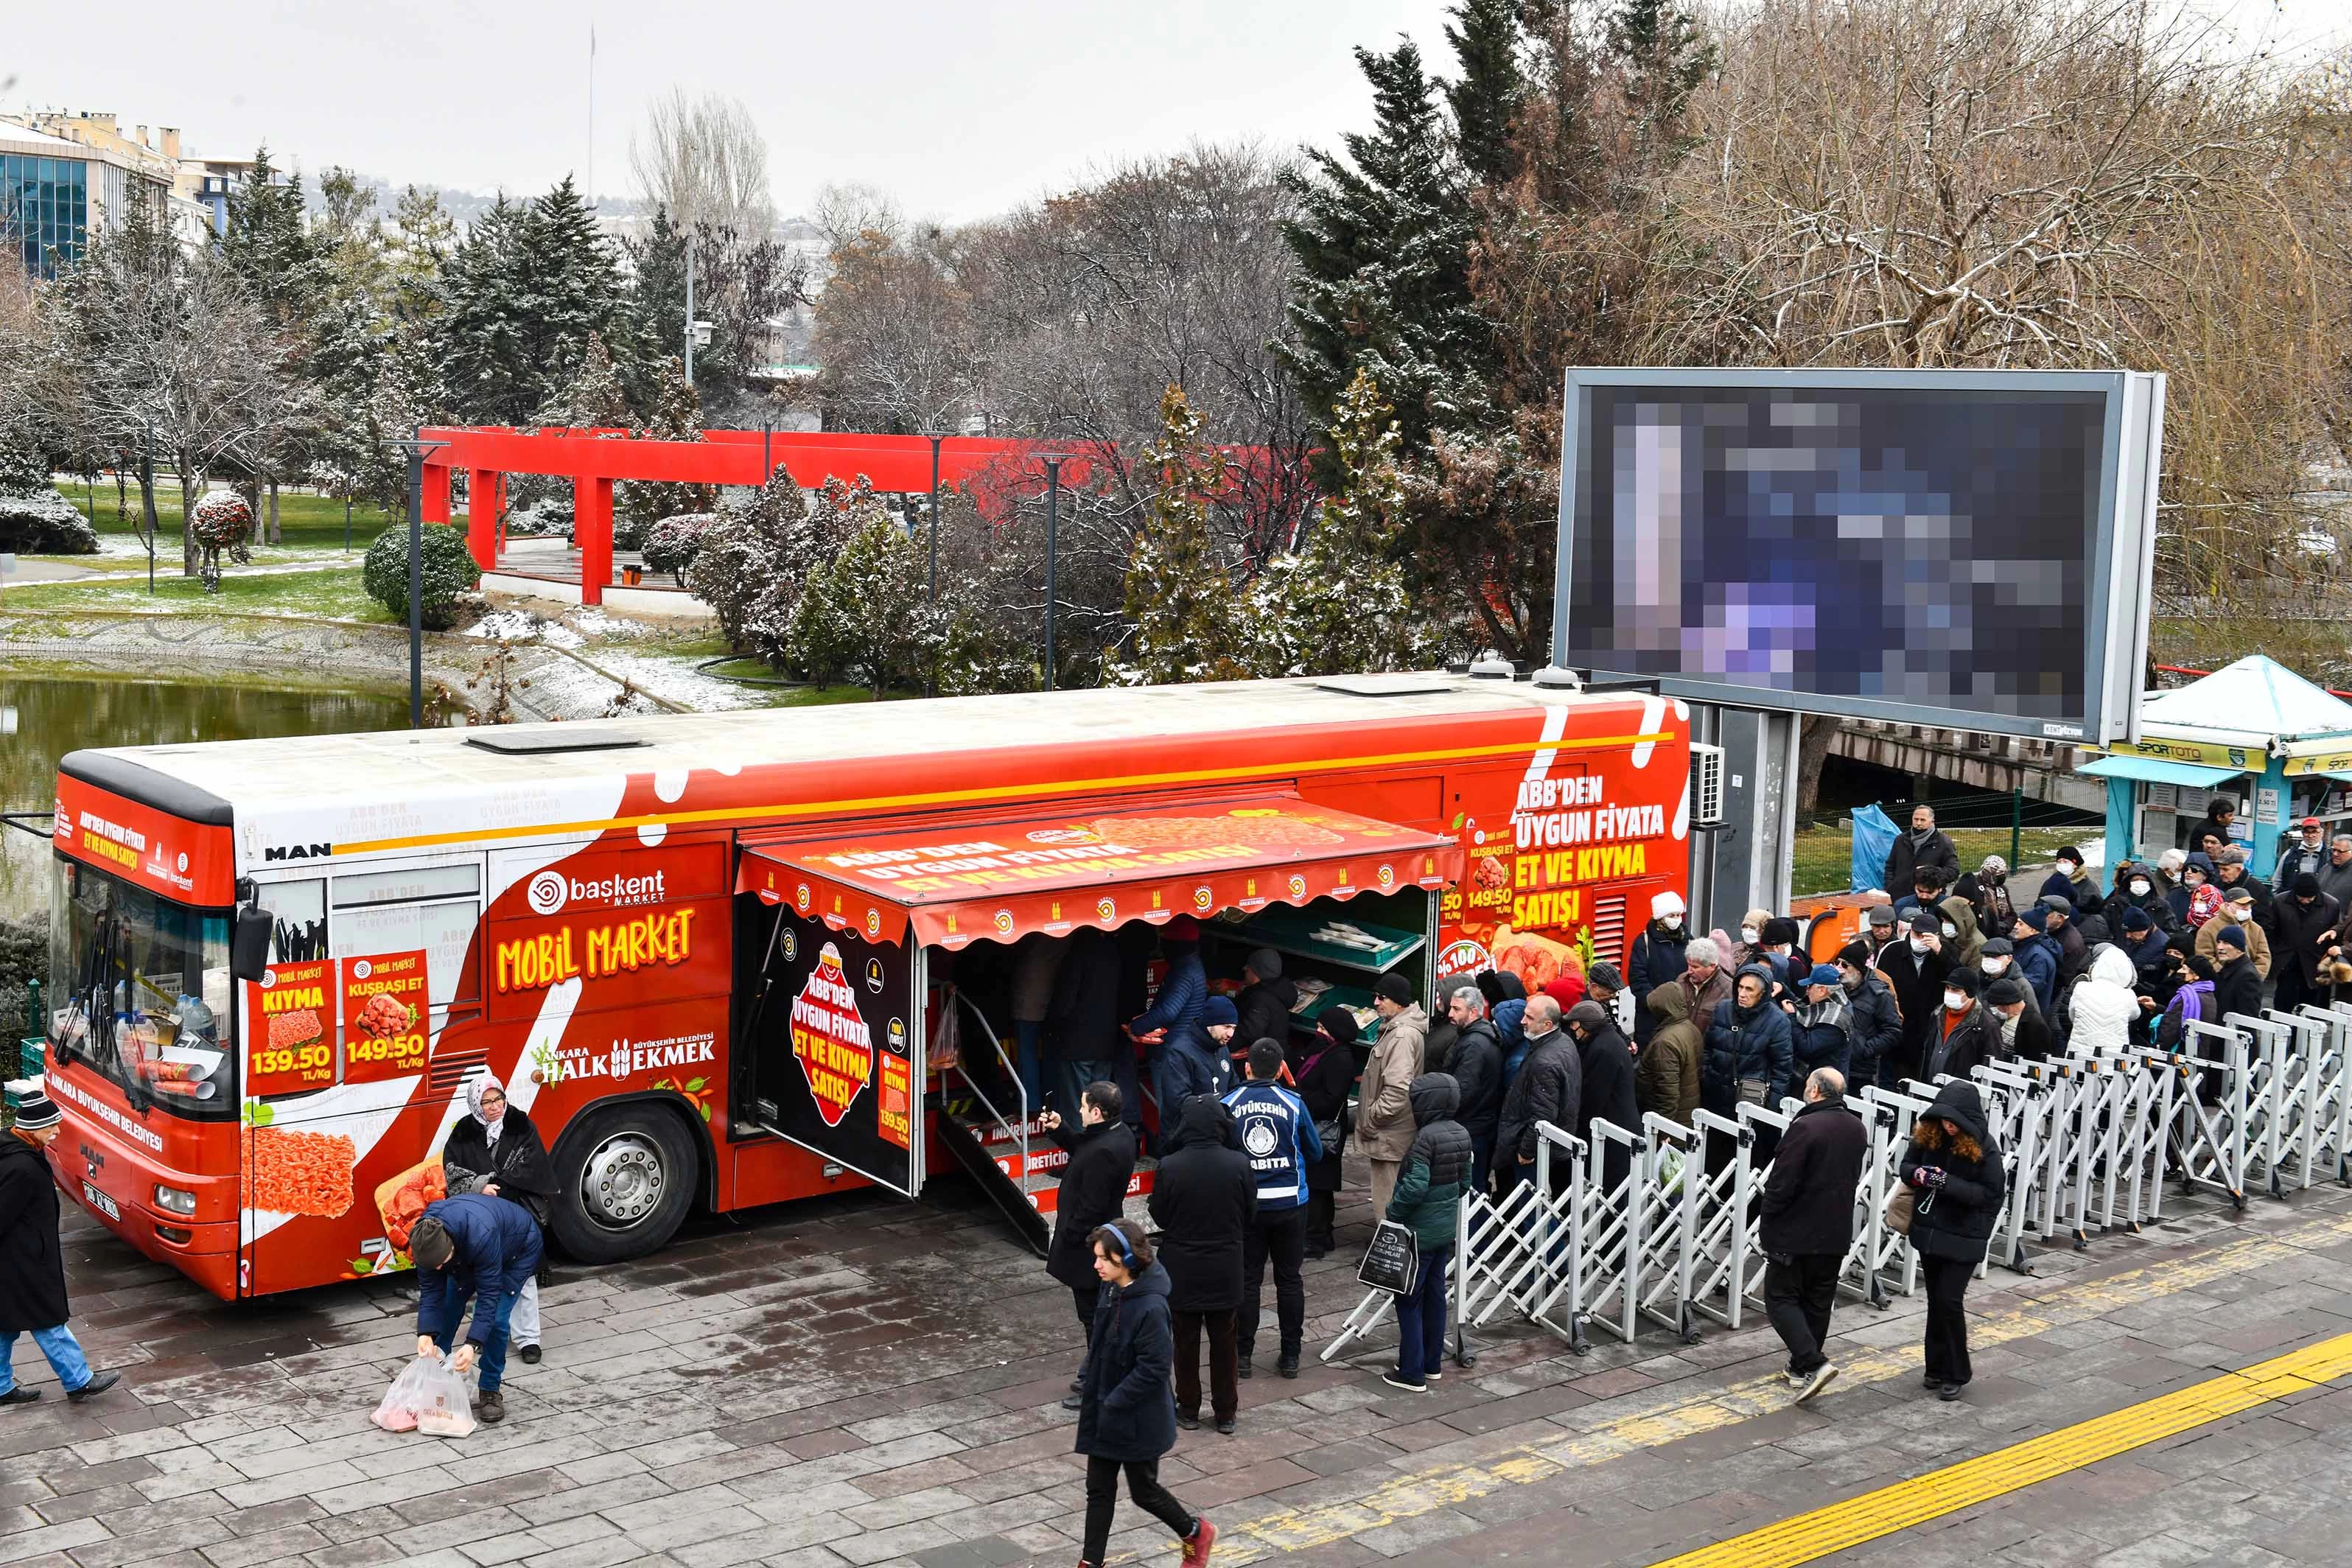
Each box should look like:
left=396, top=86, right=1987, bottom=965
left=40, top=673, right=1690, bottom=1300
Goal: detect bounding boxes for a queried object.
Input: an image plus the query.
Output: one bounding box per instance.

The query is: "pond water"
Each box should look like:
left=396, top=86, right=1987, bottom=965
left=1, top=674, right=415, bottom=924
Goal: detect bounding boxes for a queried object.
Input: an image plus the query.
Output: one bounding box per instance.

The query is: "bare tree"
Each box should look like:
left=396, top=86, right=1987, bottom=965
left=631, top=89, right=778, bottom=236
left=811, top=221, right=973, bottom=435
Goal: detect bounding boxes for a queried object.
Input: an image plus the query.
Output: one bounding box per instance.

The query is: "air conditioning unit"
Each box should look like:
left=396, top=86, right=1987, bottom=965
left=1689, top=743, right=1726, bottom=827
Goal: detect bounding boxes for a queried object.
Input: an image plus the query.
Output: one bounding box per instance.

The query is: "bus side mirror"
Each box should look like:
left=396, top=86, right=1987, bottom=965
left=231, top=906, right=272, bottom=982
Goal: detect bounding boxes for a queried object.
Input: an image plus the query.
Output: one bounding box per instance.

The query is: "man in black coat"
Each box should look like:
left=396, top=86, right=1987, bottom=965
left=1875, top=910, right=1949, bottom=1085
left=2211, top=925, right=2267, bottom=1021
left=1044, top=1082, right=1138, bottom=1410
left=1984, top=977, right=2055, bottom=1060
left=1883, top=805, right=1959, bottom=896
left=1568, top=1001, right=1639, bottom=1197
left=1441, top=984, right=1505, bottom=1194
left=0, top=1091, right=122, bottom=1405
left=2270, top=878, right=2344, bottom=1015
left=1231, top=949, right=1297, bottom=1068
left=1147, top=1095, right=1255, bottom=1435
left=1497, top=996, right=1580, bottom=1194
left=1758, top=1069, right=1867, bottom=1401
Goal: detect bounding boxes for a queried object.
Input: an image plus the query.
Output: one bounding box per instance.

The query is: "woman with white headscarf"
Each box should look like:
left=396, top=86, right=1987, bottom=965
left=442, top=1077, right=557, bottom=1362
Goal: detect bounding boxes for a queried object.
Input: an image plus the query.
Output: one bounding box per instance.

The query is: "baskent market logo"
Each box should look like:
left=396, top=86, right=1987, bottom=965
left=527, top=870, right=570, bottom=915
left=993, top=909, right=1015, bottom=936
left=789, top=942, right=873, bottom=1128
left=528, top=866, right=667, bottom=917
left=1096, top=895, right=1117, bottom=923
left=1193, top=886, right=1214, bottom=912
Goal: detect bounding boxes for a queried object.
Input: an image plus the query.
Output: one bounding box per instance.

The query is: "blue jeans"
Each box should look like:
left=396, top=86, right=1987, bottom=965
left=427, top=1282, right=522, bottom=1393
left=1, top=1324, right=93, bottom=1394
left=1013, top=1021, right=1045, bottom=1119
left=1394, top=1246, right=1452, bottom=1384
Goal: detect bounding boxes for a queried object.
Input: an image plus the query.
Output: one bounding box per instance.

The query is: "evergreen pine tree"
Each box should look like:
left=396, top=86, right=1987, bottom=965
left=783, top=482, right=943, bottom=696
left=1107, top=385, right=1246, bottom=686
left=1446, top=0, right=1526, bottom=187
left=517, top=177, right=638, bottom=405
left=1278, top=41, right=1488, bottom=480
left=1245, top=369, right=1432, bottom=676
left=435, top=196, right=536, bottom=423
left=221, top=147, right=322, bottom=326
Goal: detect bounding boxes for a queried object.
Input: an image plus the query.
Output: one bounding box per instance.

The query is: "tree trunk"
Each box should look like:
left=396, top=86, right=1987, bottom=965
left=267, top=477, right=281, bottom=545
left=1796, top=714, right=1838, bottom=817
left=176, top=458, right=199, bottom=575
left=115, top=464, right=128, bottom=528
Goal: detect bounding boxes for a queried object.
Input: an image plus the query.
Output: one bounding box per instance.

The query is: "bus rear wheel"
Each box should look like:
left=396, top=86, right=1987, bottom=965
left=550, top=1102, right=698, bottom=1264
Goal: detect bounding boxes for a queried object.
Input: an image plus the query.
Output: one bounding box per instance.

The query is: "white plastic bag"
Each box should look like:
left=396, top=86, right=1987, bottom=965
left=412, top=1355, right=476, bottom=1438
left=369, top=1358, right=430, bottom=1432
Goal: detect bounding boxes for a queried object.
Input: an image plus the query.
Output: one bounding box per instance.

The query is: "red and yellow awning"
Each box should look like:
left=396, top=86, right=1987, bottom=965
left=737, top=794, right=1459, bottom=948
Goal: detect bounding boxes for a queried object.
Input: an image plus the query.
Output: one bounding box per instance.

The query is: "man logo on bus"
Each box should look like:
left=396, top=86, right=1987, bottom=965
left=1287, top=873, right=1306, bottom=900
left=527, top=870, right=568, bottom=915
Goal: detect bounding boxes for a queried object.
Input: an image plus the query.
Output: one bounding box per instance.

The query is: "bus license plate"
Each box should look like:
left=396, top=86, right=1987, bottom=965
left=82, top=1181, right=119, bottom=1222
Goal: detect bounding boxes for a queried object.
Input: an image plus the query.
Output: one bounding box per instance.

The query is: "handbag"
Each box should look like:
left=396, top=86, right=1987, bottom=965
left=1737, top=1078, right=1771, bottom=1107
left=1357, top=1219, right=1421, bottom=1296
left=1883, top=1184, right=1917, bottom=1236
left=1299, top=1048, right=1345, bottom=1153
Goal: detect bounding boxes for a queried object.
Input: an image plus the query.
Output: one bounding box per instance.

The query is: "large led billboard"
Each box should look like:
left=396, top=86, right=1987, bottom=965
left=1555, top=369, right=2163, bottom=742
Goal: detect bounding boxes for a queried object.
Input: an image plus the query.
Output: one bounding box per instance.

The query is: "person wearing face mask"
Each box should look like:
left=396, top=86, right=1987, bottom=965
left=1923, top=967, right=1998, bottom=1079
left=2210, top=933, right=2266, bottom=1025
left=1876, top=910, right=1948, bottom=1086
left=1833, top=944, right=1903, bottom=1091
left=1730, top=907, right=1774, bottom=975
left=2104, top=863, right=2179, bottom=939
left=1975, top=937, right=2045, bottom=1021
left=1973, top=856, right=2018, bottom=942
left=1936, top=897, right=1982, bottom=973
left=441, top=1077, right=556, bottom=1366
left=2194, top=888, right=2270, bottom=980
left=2114, top=909, right=2174, bottom=998
left=1628, top=892, right=1693, bottom=1047
left=2006, top=912, right=2061, bottom=1015
left=2037, top=846, right=2096, bottom=913
left=2169, top=853, right=2225, bottom=931
left=1984, top=976, right=2053, bottom=1060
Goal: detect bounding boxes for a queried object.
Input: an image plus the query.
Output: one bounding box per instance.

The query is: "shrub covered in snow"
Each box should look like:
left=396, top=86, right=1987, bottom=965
left=363, top=522, right=484, bottom=629
left=0, top=442, right=99, bottom=553
left=641, top=511, right=714, bottom=584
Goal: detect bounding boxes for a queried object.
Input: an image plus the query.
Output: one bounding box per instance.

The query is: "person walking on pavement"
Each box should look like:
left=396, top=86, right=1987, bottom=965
left=1359, top=972, right=1428, bottom=1219
left=1497, top=995, right=1578, bottom=1194
left=1046, top=1082, right=1139, bottom=1411
left=1762, top=1068, right=1868, bottom=1404
left=1901, top=1081, right=2006, bottom=1401
left=1047, top=927, right=1124, bottom=1124
left=1381, top=1074, right=1471, bottom=1393
left=1628, top=892, right=1693, bottom=1046
left=1569, top=1001, right=1639, bottom=1195
left=1637, top=982, right=1704, bottom=1123
left=1291, top=1012, right=1358, bottom=1259
left=1440, top=985, right=1504, bottom=1194
left=1883, top=805, right=1959, bottom=897
left=408, top=1189, right=542, bottom=1425
left=1222, top=1040, right=1320, bottom=1382
left=0, top=1090, right=122, bottom=1407
left=1147, top=1094, right=1254, bottom=1435
left=1126, top=917, right=1208, bottom=1155
left=1072, top=1219, right=1218, bottom=1568
left=440, top=1077, right=556, bottom=1365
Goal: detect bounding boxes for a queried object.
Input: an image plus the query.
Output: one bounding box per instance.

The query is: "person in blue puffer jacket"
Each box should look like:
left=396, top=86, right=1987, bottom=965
left=1480, top=970, right=1530, bottom=1089
left=1124, top=916, right=1208, bottom=1155
left=409, top=1191, right=543, bottom=1426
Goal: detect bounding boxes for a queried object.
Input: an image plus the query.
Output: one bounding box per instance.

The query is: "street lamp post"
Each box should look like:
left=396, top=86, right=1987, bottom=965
left=139, top=427, right=156, bottom=596
left=927, top=435, right=943, bottom=601
left=1038, top=454, right=1069, bottom=691
left=684, top=228, right=695, bottom=385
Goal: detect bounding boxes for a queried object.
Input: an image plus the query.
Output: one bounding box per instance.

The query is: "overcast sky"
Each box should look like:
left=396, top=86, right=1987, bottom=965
left=4, top=0, right=2346, bottom=225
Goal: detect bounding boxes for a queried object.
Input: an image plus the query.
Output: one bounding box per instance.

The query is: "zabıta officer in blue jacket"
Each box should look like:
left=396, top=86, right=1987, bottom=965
left=1223, top=1037, right=1323, bottom=1379
left=409, top=1191, right=543, bottom=1425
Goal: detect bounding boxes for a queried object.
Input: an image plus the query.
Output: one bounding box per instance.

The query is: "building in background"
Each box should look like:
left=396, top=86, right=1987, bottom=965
left=0, top=110, right=250, bottom=273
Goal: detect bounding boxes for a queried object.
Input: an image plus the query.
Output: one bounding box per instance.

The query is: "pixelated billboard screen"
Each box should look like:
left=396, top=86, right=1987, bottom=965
left=1561, top=378, right=2137, bottom=738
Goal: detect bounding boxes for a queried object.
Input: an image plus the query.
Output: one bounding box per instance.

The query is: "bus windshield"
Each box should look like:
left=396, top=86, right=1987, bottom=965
left=46, top=856, right=237, bottom=1120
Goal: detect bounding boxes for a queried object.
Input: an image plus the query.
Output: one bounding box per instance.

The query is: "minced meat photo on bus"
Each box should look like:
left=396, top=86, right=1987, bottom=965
left=249, top=1126, right=357, bottom=1218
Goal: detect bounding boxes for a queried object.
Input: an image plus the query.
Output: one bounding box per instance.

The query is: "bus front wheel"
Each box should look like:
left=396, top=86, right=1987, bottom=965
left=550, top=1102, right=699, bottom=1264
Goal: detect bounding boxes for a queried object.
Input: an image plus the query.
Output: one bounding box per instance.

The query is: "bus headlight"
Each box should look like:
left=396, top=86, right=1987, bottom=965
left=153, top=1185, right=197, bottom=1216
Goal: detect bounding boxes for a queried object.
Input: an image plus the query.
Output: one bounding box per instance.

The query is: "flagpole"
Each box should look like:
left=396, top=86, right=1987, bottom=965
left=586, top=22, right=597, bottom=209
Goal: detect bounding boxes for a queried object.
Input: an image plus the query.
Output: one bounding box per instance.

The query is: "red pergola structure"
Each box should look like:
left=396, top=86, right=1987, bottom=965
left=419, top=428, right=1107, bottom=607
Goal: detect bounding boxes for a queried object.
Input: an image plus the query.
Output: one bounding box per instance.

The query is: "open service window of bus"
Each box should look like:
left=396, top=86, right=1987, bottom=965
left=47, top=856, right=237, bottom=1119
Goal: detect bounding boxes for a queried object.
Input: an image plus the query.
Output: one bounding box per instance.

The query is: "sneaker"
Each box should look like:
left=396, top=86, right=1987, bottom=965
left=1935, top=1383, right=1964, bottom=1402
left=0, top=1387, right=38, bottom=1406
left=66, top=1371, right=119, bottom=1403
left=1787, top=1370, right=1810, bottom=1389
left=1237, top=1351, right=1253, bottom=1380
left=1215, top=1418, right=1236, bottom=1436
left=1069, top=1378, right=1082, bottom=1394
left=1177, top=1410, right=1200, bottom=1431
left=1381, top=1372, right=1427, bottom=1393
left=1277, top=1353, right=1300, bottom=1380
left=1181, top=1517, right=1218, bottom=1567
left=1794, top=1363, right=1839, bottom=1404
left=1426, top=1368, right=1443, bottom=1382
left=1060, top=1393, right=1084, bottom=1411
left=517, top=1344, right=542, bottom=1365
left=475, top=1389, right=505, bottom=1424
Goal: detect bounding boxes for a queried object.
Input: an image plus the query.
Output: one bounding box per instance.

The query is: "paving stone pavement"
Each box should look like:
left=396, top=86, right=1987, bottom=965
left=8, top=1160, right=2352, bottom=1568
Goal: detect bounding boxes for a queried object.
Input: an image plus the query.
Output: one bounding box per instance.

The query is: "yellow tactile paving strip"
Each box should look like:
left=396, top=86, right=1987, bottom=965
left=1649, top=1329, right=2352, bottom=1566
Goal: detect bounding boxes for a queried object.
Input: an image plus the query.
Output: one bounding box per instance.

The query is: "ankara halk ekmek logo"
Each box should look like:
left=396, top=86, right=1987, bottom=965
left=527, top=869, right=569, bottom=915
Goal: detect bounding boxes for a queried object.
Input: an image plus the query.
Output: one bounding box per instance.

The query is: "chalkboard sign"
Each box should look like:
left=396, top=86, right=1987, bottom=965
left=1357, top=1219, right=1421, bottom=1296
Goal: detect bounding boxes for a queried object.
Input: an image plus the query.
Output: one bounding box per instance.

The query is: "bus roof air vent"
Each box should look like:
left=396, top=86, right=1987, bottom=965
left=463, top=730, right=652, bottom=756
left=1312, top=673, right=1459, bottom=697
